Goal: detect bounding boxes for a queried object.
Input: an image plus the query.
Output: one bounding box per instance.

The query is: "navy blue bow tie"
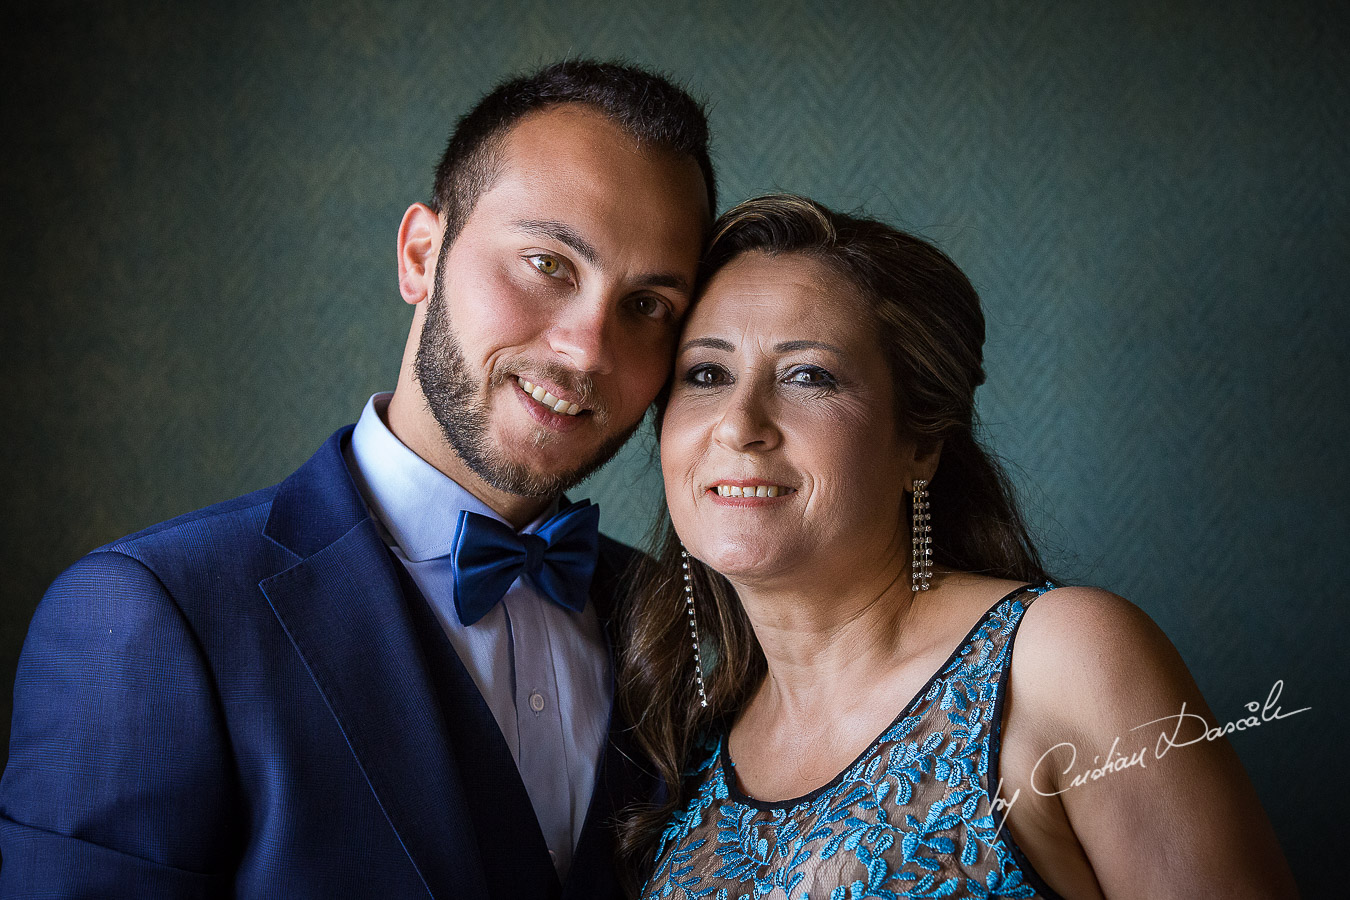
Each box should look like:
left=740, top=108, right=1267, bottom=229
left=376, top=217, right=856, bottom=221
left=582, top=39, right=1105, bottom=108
left=449, top=499, right=601, bottom=627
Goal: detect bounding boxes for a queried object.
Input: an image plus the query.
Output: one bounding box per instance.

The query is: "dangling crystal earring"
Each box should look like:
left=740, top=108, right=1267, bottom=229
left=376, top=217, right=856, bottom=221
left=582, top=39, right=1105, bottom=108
left=681, top=547, right=709, bottom=708
left=911, top=479, right=932, bottom=592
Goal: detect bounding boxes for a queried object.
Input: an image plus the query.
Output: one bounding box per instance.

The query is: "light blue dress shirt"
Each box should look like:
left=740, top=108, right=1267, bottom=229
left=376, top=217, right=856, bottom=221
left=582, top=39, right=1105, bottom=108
left=344, top=393, right=612, bottom=878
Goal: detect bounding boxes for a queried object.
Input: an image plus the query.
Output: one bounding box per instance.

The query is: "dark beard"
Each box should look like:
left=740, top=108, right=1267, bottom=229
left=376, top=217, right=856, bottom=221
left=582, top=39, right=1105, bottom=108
left=412, top=241, right=640, bottom=498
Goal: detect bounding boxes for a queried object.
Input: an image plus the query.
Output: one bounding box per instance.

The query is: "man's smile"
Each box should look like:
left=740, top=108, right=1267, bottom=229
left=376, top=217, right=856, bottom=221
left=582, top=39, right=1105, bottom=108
left=516, top=376, right=584, bottom=416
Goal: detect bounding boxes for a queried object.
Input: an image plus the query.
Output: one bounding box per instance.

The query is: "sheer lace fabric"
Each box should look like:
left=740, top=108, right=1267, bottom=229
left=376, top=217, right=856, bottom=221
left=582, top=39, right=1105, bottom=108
left=641, top=585, right=1061, bottom=900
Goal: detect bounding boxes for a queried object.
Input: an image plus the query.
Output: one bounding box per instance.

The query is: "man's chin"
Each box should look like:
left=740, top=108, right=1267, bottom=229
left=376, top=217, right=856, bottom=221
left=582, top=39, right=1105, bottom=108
left=492, top=449, right=606, bottom=496
left=461, top=457, right=588, bottom=499
left=445, top=432, right=588, bottom=497
left=471, top=423, right=638, bottom=498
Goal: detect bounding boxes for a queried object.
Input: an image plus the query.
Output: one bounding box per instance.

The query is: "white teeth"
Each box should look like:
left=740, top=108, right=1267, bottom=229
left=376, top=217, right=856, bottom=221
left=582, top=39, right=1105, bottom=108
left=517, top=377, right=581, bottom=416
left=716, top=484, right=784, bottom=498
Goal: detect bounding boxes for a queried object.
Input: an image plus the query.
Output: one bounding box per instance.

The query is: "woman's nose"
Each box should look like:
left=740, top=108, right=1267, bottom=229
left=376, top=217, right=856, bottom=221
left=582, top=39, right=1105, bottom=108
left=712, top=383, right=781, bottom=451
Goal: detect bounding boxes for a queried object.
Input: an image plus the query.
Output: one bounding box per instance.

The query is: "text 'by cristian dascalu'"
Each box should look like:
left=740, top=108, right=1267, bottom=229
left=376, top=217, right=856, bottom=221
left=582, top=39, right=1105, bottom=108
left=985, top=679, right=1309, bottom=840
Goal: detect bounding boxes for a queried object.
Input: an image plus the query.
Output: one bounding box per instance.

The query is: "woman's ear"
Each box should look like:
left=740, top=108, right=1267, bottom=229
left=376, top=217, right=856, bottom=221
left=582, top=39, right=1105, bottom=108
left=909, top=439, right=943, bottom=489
left=397, top=203, right=442, bottom=305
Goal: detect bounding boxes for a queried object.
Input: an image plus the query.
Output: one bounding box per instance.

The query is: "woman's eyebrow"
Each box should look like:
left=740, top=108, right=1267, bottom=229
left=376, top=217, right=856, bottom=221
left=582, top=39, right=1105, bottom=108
left=678, top=337, right=847, bottom=356
left=678, top=337, right=735, bottom=354
left=775, top=339, right=844, bottom=356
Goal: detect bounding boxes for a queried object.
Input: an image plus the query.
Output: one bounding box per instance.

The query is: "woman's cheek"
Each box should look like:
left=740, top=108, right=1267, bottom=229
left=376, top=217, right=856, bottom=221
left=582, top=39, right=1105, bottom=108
left=659, top=427, right=695, bottom=505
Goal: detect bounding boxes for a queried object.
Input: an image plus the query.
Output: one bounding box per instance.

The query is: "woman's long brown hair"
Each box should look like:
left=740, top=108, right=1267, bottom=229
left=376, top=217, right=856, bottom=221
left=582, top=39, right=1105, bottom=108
left=615, top=194, right=1049, bottom=889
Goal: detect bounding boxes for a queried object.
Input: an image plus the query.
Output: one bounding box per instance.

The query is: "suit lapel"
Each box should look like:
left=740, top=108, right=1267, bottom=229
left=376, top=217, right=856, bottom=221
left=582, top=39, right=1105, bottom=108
left=396, top=565, right=562, bottom=899
left=564, top=716, right=647, bottom=900
left=564, top=538, right=655, bottom=899
left=260, top=428, right=490, bottom=900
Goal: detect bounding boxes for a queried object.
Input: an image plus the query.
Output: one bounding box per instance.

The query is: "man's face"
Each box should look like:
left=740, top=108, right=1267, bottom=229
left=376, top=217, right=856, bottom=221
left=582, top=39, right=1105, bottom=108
left=414, top=105, right=708, bottom=498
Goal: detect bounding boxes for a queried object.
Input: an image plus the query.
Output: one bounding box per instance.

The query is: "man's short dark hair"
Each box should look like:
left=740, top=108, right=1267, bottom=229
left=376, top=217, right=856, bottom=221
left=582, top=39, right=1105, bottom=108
left=431, top=59, right=717, bottom=245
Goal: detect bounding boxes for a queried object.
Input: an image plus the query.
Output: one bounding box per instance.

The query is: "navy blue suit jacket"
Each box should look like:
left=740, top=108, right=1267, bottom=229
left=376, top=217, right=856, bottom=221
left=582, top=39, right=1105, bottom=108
left=0, top=427, right=649, bottom=898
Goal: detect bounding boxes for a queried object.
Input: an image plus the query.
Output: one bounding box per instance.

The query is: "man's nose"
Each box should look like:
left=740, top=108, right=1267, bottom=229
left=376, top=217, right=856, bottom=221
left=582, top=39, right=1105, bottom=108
left=546, top=297, right=615, bottom=375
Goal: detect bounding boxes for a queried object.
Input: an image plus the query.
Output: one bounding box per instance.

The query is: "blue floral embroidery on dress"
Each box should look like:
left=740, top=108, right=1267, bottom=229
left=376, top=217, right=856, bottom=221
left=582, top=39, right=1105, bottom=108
left=641, top=585, right=1060, bottom=900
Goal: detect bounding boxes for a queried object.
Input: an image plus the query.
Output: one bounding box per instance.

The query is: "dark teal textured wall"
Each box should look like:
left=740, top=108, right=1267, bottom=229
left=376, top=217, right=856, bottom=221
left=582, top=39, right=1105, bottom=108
left=2, top=1, right=1344, bottom=890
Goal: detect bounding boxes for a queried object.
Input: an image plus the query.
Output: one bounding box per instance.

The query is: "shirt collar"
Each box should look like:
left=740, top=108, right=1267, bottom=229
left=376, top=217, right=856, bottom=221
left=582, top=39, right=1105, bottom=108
left=347, top=393, right=558, bottom=562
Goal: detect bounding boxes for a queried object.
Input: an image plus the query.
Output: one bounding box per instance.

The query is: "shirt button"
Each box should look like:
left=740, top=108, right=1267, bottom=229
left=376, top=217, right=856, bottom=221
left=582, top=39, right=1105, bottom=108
left=529, top=691, right=546, bottom=713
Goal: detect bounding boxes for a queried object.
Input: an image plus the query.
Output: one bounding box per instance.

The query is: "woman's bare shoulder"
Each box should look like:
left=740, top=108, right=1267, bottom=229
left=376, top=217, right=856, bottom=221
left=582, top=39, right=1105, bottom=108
left=999, top=584, right=1298, bottom=896
left=1009, top=584, right=1199, bottom=730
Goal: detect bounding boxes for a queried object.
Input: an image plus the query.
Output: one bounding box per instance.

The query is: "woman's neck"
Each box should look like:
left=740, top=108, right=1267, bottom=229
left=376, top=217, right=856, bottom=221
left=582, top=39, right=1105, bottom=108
left=730, top=546, right=921, bottom=723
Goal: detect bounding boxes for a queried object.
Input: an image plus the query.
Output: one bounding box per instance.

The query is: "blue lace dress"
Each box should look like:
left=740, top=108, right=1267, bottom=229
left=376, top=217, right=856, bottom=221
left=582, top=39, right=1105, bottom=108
left=640, top=584, right=1064, bottom=900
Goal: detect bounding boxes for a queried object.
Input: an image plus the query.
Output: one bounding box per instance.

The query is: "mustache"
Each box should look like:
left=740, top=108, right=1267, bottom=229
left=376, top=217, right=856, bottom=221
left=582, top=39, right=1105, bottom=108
left=491, top=360, right=608, bottom=424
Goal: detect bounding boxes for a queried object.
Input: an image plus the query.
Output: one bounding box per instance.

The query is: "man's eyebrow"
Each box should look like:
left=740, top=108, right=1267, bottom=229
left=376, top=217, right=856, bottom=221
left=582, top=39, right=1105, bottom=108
left=678, top=337, right=735, bottom=354
left=514, top=219, right=692, bottom=296
left=639, top=271, right=692, bottom=295
left=513, top=220, right=600, bottom=266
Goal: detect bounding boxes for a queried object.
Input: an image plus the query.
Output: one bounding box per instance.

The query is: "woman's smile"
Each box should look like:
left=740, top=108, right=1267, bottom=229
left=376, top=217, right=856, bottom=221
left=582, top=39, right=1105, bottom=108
left=706, top=479, right=796, bottom=501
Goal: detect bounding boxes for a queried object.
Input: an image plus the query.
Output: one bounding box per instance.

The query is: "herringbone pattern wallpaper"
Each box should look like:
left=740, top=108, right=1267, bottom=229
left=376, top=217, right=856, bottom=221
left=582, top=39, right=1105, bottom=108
left=2, top=0, right=1344, bottom=889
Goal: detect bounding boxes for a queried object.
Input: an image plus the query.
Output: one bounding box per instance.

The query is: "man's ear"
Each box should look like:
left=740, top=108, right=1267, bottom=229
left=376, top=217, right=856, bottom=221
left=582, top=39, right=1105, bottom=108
left=397, top=203, right=442, bottom=305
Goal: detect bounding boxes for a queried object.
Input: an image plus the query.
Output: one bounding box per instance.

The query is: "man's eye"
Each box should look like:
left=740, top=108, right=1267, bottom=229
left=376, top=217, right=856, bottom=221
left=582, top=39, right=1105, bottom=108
left=528, top=254, right=562, bottom=276
left=631, top=295, right=671, bottom=321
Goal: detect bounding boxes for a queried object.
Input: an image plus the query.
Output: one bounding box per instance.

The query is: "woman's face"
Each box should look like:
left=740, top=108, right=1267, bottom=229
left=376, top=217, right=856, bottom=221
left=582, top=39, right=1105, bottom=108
left=662, top=250, right=924, bottom=584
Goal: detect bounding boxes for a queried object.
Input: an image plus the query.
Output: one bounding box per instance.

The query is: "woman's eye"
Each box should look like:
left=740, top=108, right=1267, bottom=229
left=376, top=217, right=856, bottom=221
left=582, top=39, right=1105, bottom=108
left=786, top=366, right=836, bottom=387
left=684, top=363, right=729, bottom=386
left=528, top=254, right=562, bottom=276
